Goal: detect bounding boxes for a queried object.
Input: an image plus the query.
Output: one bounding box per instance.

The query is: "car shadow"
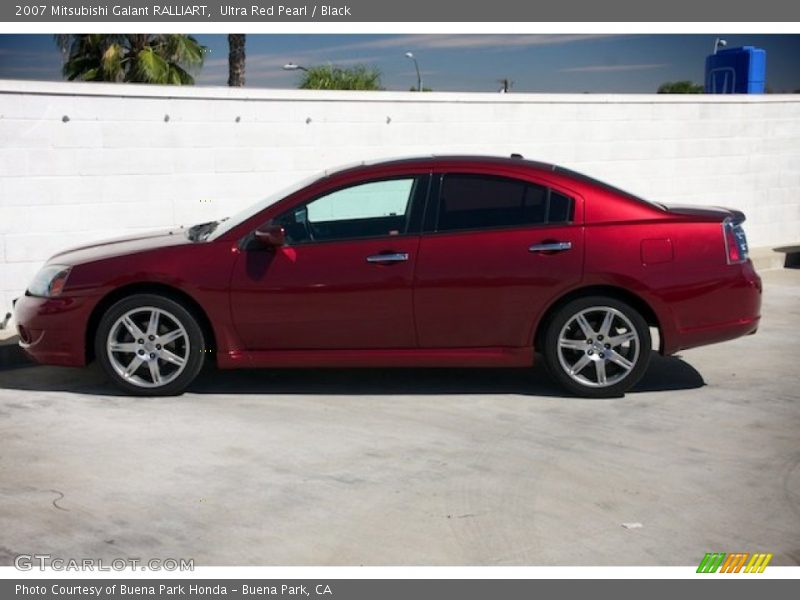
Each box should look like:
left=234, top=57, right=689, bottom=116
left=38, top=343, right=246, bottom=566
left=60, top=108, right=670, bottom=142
left=0, top=352, right=704, bottom=398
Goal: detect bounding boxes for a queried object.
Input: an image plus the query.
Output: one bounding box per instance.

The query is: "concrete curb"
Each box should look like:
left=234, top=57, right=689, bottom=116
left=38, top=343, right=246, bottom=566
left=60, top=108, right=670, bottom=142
left=749, top=247, right=789, bottom=272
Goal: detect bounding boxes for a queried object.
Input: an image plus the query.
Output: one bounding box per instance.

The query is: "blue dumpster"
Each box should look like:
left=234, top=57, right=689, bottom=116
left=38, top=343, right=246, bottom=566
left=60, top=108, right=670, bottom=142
left=705, top=46, right=767, bottom=94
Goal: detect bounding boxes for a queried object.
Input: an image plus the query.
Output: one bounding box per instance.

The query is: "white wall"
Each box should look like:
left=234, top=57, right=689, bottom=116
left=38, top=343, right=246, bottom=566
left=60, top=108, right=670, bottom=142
left=1, top=79, right=799, bottom=315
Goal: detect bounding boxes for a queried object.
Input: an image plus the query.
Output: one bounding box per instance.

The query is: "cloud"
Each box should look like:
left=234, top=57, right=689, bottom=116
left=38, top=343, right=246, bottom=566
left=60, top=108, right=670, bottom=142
left=196, top=51, right=385, bottom=86
left=0, top=48, right=62, bottom=59
left=203, top=53, right=380, bottom=70
left=194, top=34, right=620, bottom=84
left=330, top=34, right=623, bottom=52
left=560, top=63, right=669, bottom=73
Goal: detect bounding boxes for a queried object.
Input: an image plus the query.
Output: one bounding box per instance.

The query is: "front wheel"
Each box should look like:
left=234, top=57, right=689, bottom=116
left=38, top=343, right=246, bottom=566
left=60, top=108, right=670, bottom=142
left=542, top=296, right=651, bottom=398
left=95, top=294, right=206, bottom=396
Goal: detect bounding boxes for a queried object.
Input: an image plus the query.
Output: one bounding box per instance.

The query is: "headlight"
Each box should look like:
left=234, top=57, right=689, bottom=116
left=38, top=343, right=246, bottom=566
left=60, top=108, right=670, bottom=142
left=27, top=265, right=72, bottom=297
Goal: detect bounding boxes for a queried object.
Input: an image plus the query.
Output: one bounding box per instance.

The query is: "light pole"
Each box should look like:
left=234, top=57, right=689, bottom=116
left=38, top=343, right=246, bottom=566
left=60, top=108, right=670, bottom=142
left=713, top=38, right=727, bottom=54
left=282, top=63, right=308, bottom=72
left=405, top=52, right=422, bottom=92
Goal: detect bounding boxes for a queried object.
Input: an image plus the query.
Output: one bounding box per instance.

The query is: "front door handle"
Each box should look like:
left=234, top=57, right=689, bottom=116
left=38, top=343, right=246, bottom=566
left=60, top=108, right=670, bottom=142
left=529, top=241, right=572, bottom=253
left=366, top=252, right=409, bottom=264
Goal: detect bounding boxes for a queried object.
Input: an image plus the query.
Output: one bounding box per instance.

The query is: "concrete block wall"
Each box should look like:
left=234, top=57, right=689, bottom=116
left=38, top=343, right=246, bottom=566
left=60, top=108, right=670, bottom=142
left=1, top=79, right=799, bottom=316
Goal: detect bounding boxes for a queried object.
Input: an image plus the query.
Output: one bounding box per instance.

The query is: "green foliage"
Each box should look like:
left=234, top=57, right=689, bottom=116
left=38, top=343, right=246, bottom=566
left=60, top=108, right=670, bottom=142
left=57, top=34, right=206, bottom=85
left=298, top=64, right=382, bottom=91
left=657, top=80, right=704, bottom=94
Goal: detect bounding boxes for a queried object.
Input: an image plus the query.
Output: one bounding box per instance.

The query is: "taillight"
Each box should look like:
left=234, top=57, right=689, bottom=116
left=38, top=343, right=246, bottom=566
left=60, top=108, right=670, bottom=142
left=722, top=218, right=749, bottom=265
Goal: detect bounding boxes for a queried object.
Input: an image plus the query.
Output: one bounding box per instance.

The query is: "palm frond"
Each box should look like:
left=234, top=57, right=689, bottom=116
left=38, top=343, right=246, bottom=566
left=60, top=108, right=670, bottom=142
left=56, top=33, right=205, bottom=85
left=132, top=46, right=169, bottom=83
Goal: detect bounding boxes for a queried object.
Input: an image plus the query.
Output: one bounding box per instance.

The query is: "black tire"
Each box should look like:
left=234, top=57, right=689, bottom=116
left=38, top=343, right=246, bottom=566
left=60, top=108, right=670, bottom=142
left=542, top=296, right=651, bottom=398
left=94, top=294, right=206, bottom=396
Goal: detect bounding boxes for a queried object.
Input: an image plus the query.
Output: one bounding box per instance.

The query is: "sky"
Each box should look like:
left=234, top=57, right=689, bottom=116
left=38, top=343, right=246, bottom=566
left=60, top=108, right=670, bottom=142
left=1, top=33, right=799, bottom=93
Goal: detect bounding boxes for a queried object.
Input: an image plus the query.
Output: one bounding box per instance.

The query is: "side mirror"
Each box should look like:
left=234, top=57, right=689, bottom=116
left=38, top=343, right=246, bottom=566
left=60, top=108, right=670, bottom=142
left=253, top=224, right=286, bottom=248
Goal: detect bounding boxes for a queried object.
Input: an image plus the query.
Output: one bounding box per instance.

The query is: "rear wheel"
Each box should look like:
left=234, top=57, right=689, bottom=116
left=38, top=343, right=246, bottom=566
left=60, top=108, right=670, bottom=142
left=95, top=294, right=205, bottom=396
left=543, top=296, right=651, bottom=398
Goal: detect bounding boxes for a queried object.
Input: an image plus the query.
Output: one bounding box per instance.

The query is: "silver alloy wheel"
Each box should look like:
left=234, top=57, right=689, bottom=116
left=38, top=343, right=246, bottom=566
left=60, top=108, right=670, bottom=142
left=106, top=306, right=190, bottom=389
left=556, top=306, right=640, bottom=389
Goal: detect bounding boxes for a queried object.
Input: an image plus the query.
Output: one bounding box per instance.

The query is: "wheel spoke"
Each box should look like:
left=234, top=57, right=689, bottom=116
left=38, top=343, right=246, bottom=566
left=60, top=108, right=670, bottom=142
left=569, top=353, right=592, bottom=376
left=122, top=316, right=145, bottom=339
left=160, top=349, right=186, bottom=367
left=158, top=329, right=184, bottom=345
left=575, top=314, right=595, bottom=338
left=608, top=331, right=637, bottom=347
left=598, top=310, right=615, bottom=337
left=107, top=305, right=195, bottom=389
left=146, top=309, right=160, bottom=337
left=123, top=356, right=143, bottom=378
left=557, top=304, right=643, bottom=390
left=559, top=338, right=587, bottom=351
left=148, top=361, right=163, bottom=385
left=109, top=342, right=138, bottom=353
left=595, top=360, right=608, bottom=385
left=606, top=349, right=634, bottom=372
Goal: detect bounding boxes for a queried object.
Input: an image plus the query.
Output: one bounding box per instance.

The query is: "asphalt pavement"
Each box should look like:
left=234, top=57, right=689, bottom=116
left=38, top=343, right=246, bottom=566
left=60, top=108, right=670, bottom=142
left=0, top=268, right=798, bottom=566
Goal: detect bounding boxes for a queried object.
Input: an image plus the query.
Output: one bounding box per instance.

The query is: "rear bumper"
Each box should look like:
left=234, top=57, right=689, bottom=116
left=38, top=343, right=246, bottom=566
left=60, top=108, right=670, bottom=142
left=14, top=294, right=95, bottom=367
left=672, top=315, right=760, bottom=353
left=666, top=262, right=762, bottom=354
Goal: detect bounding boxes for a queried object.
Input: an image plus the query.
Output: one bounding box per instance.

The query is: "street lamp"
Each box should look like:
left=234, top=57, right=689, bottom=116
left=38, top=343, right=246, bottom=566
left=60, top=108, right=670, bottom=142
left=713, top=38, right=727, bottom=54
left=283, top=63, right=308, bottom=72
left=404, top=52, right=422, bottom=92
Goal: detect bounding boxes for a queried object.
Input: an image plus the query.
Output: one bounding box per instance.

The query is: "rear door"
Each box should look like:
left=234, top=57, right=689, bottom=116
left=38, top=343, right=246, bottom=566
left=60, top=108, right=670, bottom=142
left=413, top=172, right=584, bottom=348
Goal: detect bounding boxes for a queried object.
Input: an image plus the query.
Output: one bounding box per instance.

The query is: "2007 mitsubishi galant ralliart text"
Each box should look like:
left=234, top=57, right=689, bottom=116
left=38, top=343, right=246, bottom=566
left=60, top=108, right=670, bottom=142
left=14, top=156, right=762, bottom=397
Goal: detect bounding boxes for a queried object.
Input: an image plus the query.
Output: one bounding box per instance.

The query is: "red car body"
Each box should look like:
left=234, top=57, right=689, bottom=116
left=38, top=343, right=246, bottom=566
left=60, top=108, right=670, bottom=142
left=15, top=156, right=761, bottom=394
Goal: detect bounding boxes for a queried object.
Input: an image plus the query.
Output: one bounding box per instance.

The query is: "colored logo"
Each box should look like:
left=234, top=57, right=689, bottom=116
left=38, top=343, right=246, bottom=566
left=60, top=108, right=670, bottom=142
left=697, top=552, right=773, bottom=573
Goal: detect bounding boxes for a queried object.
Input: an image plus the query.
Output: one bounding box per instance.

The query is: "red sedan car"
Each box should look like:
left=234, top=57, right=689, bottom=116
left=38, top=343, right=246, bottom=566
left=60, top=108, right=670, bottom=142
left=15, top=156, right=761, bottom=397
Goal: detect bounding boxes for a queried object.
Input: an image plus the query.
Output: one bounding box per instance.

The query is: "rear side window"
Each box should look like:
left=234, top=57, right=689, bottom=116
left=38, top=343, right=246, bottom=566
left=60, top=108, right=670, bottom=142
left=436, top=174, right=573, bottom=233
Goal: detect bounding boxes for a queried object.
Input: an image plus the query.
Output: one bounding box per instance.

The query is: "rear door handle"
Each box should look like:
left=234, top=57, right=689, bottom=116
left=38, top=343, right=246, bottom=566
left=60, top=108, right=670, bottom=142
left=529, top=241, right=572, bottom=253
left=366, top=252, right=409, bottom=264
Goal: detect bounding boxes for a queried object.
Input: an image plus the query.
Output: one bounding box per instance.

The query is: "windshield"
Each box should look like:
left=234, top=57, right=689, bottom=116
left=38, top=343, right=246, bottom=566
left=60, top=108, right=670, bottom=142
left=206, top=172, right=325, bottom=241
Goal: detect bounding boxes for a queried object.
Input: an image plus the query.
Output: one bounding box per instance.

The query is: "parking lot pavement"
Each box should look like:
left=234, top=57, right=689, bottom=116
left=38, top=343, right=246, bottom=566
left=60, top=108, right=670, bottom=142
left=0, top=269, right=798, bottom=567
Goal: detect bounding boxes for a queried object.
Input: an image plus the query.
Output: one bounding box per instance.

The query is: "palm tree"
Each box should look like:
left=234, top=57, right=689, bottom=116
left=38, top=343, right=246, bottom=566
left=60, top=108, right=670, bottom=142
left=657, top=80, right=704, bottom=94
left=227, top=34, right=246, bottom=87
left=298, top=64, right=382, bottom=91
left=56, top=34, right=206, bottom=85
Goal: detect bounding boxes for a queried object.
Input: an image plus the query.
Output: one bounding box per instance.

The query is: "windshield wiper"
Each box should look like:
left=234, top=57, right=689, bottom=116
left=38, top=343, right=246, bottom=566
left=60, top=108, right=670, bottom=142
left=186, top=220, right=219, bottom=242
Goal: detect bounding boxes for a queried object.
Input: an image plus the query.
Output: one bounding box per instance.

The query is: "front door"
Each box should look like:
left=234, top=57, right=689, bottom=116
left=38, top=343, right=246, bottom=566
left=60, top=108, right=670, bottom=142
left=230, top=176, right=426, bottom=350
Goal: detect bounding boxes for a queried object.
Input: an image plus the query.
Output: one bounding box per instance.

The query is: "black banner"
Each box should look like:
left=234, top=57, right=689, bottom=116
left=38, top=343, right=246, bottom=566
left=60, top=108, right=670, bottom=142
left=3, top=0, right=800, bottom=22
left=4, top=579, right=799, bottom=600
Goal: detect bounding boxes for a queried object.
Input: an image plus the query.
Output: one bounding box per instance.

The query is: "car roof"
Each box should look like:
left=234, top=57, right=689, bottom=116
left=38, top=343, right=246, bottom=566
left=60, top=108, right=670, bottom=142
left=325, top=155, right=558, bottom=177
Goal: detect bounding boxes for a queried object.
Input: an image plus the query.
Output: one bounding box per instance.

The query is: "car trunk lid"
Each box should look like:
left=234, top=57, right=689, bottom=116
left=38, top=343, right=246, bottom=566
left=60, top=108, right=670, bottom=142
left=662, top=203, right=745, bottom=224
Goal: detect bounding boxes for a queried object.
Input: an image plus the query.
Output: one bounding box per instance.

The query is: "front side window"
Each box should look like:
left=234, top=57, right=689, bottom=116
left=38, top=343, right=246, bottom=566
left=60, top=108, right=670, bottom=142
left=274, top=177, right=418, bottom=244
left=436, top=174, right=573, bottom=233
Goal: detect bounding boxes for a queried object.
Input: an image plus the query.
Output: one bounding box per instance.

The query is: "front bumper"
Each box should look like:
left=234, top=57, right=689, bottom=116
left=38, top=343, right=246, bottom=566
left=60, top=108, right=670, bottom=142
left=14, top=293, right=95, bottom=367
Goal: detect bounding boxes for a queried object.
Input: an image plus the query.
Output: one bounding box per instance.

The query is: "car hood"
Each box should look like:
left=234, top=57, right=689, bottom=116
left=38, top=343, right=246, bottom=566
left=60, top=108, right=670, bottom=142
left=48, top=228, right=192, bottom=266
